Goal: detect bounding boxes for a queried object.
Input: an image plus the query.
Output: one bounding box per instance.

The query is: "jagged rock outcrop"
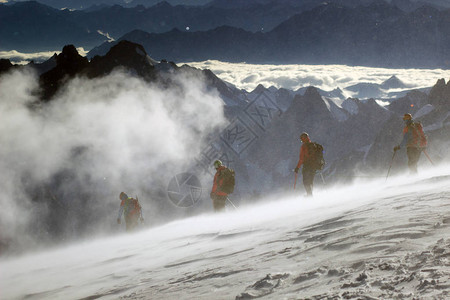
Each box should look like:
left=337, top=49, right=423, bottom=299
left=39, top=45, right=90, bottom=100
left=0, top=59, right=14, bottom=74
left=38, top=41, right=160, bottom=100
left=87, top=41, right=156, bottom=79
left=428, top=78, right=450, bottom=108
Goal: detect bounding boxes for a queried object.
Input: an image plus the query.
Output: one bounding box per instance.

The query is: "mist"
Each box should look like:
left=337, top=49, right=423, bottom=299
left=0, top=67, right=227, bottom=254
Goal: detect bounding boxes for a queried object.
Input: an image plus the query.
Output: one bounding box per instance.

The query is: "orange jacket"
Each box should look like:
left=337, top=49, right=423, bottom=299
left=211, top=165, right=228, bottom=196
left=118, top=197, right=142, bottom=220
left=296, top=137, right=312, bottom=169
left=401, top=122, right=427, bottom=148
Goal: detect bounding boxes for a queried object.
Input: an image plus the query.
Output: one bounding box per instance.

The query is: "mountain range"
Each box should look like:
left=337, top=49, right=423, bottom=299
left=87, top=1, right=450, bottom=68
left=2, top=39, right=449, bottom=187
left=0, top=0, right=309, bottom=51
left=2, top=0, right=450, bottom=69
left=1, top=40, right=449, bottom=254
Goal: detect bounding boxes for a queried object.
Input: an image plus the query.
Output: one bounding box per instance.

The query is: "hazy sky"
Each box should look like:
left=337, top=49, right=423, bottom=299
left=185, top=60, right=450, bottom=93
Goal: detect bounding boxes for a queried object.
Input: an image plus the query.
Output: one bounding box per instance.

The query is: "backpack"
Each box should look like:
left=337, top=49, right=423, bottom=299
left=124, top=197, right=141, bottom=217
left=218, top=168, right=235, bottom=194
left=306, top=142, right=325, bottom=170
left=410, top=122, right=427, bottom=148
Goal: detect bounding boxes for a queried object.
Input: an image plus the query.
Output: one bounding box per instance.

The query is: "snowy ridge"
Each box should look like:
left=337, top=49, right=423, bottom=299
left=1, top=167, right=449, bottom=299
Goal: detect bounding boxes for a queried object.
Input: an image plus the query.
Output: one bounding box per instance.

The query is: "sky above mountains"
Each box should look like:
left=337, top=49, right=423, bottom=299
left=4, top=0, right=450, bottom=9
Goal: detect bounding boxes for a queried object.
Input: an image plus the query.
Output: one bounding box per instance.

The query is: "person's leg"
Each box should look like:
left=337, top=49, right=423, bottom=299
left=407, top=147, right=421, bottom=173
left=302, top=168, right=315, bottom=196
left=129, top=215, right=139, bottom=231
left=125, top=216, right=131, bottom=231
left=213, top=195, right=227, bottom=212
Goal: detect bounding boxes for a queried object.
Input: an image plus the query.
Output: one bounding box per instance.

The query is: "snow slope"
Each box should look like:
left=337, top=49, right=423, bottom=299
left=1, top=167, right=449, bottom=299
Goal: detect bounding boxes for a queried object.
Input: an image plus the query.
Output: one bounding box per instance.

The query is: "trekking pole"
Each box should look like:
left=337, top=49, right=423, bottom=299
left=319, top=172, right=326, bottom=185
left=293, top=171, right=298, bottom=190
left=226, top=197, right=237, bottom=210
left=385, top=149, right=397, bottom=181
left=422, top=149, right=435, bottom=166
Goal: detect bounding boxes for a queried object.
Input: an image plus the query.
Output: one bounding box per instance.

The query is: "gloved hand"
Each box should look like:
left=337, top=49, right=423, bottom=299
left=393, top=145, right=400, bottom=151
left=117, top=218, right=121, bottom=224
left=140, top=217, right=144, bottom=223
left=294, top=167, right=299, bottom=173
left=210, top=192, right=215, bottom=199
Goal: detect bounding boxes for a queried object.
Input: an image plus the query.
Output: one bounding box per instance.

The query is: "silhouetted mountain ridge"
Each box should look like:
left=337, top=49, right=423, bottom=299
left=88, top=2, right=450, bottom=68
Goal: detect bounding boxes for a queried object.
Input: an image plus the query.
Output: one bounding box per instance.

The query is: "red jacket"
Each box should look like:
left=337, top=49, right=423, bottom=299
left=211, top=165, right=228, bottom=196
left=296, top=137, right=312, bottom=169
left=402, top=122, right=427, bottom=148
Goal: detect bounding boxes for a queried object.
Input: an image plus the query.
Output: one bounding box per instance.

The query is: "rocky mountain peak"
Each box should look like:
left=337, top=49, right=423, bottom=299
left=87, top=40, right=156, bottom=78
left=428, top=78, right=450, bottom=108
left=0, top=59, right=13, bottom=74
left=381, top=75, right=406, bottom=89
left=303, top=86, right=322, bottom=99
left=55, top=45, right=89, bottom=74
left=39, top=45, right=89, bottom=100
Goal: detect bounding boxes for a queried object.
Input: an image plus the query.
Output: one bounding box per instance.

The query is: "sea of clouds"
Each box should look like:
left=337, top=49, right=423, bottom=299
left=3, top=50, right=450, bottom=93
left=186, top=60, right=450, bottom=93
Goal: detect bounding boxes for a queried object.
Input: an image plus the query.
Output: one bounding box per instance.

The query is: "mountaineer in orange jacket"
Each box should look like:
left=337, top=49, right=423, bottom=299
left=294, top=132, right=316, bottom=196
left=117, top=192, right=144, bottom=232
left=393, top=113, right=427, bottom=174
left=210, top=160, right=228, bottom=212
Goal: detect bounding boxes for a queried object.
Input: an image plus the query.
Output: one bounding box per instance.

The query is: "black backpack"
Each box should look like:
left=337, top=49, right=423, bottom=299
left=218, top=168, right=235, bottom=194
left=306, top=142, right=325, bottom=170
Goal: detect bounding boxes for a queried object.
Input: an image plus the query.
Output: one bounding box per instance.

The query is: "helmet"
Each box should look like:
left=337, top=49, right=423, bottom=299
left=119, top=192, right=128, bottom=201
left=300, top=132, right=309, bottom=139
left=213, top=160, right=222, bottom=169
left=403, top=113, right=412, bottom=120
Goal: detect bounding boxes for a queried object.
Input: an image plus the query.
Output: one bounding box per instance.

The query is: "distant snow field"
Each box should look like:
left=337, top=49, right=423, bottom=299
left=1, top=166, right=449, bottom=299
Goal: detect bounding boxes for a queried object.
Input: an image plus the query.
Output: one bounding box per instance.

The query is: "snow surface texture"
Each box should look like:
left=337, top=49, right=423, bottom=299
left=1, top=167, right=449, bottom=299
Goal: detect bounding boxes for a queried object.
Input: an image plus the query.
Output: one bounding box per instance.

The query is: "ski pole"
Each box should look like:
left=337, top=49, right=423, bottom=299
left=227, top=197, right=237, bottom=210
left=319, top=172, right=326, bottom=185
left=385, top=149, right=397, bottom=181
left=423, top=149, right=435, bottom=166
left=294, top=172, right=298, bottom=190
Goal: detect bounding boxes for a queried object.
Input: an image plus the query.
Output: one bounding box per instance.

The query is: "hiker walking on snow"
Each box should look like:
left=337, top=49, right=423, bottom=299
left=294, top=132, right=324, bottom=197
left=117, top=192, right=144, bottom=232
left=210, top=160, right=235, bottom=212
left=393, top=113, right=427, bottom=174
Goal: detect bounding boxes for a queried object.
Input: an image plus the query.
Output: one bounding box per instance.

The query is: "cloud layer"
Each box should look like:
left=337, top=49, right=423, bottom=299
left=0, top=48, right=88, bottom=64
left=186, top=60, right=450, bottom=93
